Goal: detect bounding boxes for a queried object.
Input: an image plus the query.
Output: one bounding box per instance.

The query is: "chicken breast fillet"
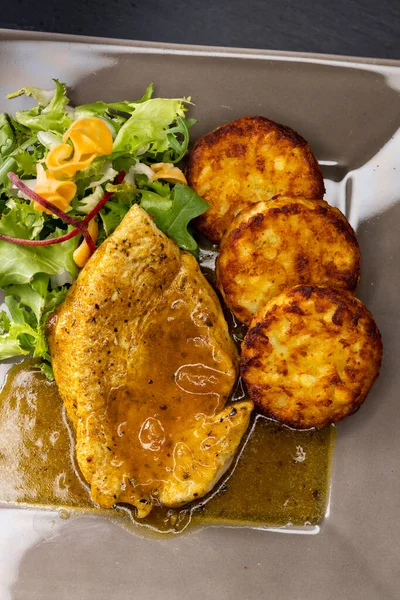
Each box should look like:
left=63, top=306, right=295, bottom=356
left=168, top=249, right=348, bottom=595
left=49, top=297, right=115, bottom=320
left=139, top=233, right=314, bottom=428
left=47, top=205, right=252, bottom=517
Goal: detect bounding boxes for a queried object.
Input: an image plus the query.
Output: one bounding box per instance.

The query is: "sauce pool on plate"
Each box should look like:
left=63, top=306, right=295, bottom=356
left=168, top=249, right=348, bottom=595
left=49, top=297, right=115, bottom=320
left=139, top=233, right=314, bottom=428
left=0, top=360, right=334, bottom=535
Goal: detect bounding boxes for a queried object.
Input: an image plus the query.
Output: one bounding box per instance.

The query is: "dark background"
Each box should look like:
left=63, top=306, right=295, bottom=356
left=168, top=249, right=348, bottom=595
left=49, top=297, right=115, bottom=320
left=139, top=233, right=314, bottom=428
left=0, top=0, right=399, bottom=59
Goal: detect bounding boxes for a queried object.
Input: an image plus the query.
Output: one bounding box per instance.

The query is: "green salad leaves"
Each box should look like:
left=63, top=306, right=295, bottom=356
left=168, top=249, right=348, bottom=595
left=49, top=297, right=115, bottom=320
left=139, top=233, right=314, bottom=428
left=141, top=184, right=209, bottom=253
left=8, top=80, right=72, bottom=133
left=0, top=80, right=208, bottom=376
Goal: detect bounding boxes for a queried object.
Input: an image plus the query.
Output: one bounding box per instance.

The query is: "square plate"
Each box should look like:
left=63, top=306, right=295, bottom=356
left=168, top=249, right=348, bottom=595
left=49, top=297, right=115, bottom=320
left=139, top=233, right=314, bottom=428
left=0, top=29, right=399, bottom=600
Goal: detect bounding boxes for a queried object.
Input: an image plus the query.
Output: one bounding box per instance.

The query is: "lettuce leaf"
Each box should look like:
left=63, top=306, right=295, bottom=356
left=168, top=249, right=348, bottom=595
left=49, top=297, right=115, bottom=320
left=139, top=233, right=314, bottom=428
left=0, top=198, right=44, bottom=240
left=0, top=200, right=78, bottom=286
left=37, top=130, right=63, bottom=149
left=112, top=98, right=188, bottom=156
left=0, top=156, right=18, bottom=188
left=8, top=79, right=72, bottom=133
left=0, top=79, right=206, bottom=376
left=73, top=84, right=155, bottom=137
left=0, top=281, right=67, bottom=362
left=0, top=114, right=18, bottom=187
left=7, top=85, right=57, bottom=107
left=0, top=113, right=17, bottom=157
left=0, top=234, right=78, bottom=287
left=0, top=336, right=27, bottom=360
left=5, top=282, right=45, bottom=322
left=100, top=181, right=138, bottom=236
left=74, top=83, right=154, bottom=119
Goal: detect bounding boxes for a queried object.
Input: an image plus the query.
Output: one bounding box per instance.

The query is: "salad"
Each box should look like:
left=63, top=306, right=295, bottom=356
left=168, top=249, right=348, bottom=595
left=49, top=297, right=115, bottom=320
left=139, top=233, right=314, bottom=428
left=0, top=80, right=208, bottom=377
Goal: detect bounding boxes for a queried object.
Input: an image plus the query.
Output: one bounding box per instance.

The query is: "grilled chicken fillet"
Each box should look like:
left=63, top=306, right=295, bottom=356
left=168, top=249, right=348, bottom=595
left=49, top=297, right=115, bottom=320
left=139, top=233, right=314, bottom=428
left=47, top=205, right=252, bottom=517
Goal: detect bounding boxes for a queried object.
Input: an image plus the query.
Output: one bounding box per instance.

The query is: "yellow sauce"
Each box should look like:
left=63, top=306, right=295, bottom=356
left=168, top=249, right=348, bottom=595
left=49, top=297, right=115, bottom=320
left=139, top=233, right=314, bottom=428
left=0, top=360, right=334, bottom=535
left=99, top=292, right=237, bottom=503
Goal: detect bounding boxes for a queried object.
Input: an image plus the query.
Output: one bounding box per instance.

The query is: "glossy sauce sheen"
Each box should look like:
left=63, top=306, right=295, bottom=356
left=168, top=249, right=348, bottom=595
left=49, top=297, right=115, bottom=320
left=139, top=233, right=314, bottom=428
left=0, top=367, right=334, bottom=534
left=100, top=295, right=236, bottom=500
left=0, top=247, right=335, bottom=535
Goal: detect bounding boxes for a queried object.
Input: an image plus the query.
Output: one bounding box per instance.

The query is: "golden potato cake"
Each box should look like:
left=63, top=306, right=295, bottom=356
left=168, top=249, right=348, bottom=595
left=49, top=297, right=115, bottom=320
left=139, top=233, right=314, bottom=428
left=241, top=285, right=382, bottom=429
left=186, top=116, right=325, bottom=243
left=216, top=197, right=361, bottom=325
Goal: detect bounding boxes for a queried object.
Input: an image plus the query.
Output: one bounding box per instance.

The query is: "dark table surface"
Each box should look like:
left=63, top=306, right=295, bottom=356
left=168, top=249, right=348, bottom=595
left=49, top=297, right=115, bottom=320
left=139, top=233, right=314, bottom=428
left=0, top=0, right=399, bottom=59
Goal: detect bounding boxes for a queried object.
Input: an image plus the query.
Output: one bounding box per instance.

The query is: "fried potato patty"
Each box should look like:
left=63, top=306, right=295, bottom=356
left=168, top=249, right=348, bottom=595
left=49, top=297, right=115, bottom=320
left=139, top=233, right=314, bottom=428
left=241, top=285, right=382, bottom=429
left=216, top=197, right=361, bottom=325
left=186, top=116, right=325, bottom=243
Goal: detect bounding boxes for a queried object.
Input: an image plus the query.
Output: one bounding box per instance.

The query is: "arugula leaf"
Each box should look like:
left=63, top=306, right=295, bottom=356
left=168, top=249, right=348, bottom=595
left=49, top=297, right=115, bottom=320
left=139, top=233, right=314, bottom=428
left=98, top=182, right=208, bottom=254
left=139, top=190, right=172, bottom=213
left=140, top=184, right=209, bottom=254
left=112, top=98, right=188, bottom=156
left=9, top=80, right=72, bottom=133
left=163, top=117, right=192, bottom=163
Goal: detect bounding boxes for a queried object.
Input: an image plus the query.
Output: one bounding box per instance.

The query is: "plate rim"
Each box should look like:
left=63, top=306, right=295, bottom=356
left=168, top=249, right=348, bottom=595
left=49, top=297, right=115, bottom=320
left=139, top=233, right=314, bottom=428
left=0, top=27, right=399, bottom=600
left=1, top=27, right=399, bottom=68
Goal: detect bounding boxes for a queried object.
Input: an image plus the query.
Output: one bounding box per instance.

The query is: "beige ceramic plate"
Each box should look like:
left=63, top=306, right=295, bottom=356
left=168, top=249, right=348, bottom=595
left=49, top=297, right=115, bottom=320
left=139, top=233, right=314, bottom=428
left=0, top=29, right=399, bottom=600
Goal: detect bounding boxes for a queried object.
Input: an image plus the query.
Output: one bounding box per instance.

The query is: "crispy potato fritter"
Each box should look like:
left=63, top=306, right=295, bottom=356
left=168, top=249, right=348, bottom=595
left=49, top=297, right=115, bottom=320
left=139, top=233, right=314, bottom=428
left=216, top=197, right=361, bottom=325
left=186, top=116, right=325, bottom=243
left=241, top=285, right=382, bottom=429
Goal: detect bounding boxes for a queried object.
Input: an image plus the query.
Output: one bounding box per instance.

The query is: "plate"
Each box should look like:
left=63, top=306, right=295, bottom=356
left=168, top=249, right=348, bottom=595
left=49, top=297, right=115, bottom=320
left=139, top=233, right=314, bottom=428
left=0, top=29, right=399, bottom=600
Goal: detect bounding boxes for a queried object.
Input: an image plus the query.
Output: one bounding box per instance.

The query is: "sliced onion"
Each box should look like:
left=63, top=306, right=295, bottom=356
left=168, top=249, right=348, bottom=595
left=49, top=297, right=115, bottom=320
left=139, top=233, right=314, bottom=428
left=37, top=131, right=63, bottom=150
left=86, top=163, right=118, bottom=189
left=77, top=186, right=104, bottom=214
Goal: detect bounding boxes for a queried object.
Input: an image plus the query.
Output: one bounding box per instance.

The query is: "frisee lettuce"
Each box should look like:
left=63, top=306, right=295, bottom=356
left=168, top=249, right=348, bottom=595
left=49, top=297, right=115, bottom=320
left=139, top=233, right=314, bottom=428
left=112, top=97, right=189, bottom=157
left=8, top=79, right=72, bottom=133
left=1, top=277, right=68, bottom=375
left=0, top=200, right=79, bottom=287
left=0, top=79, right=208, bottom=376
